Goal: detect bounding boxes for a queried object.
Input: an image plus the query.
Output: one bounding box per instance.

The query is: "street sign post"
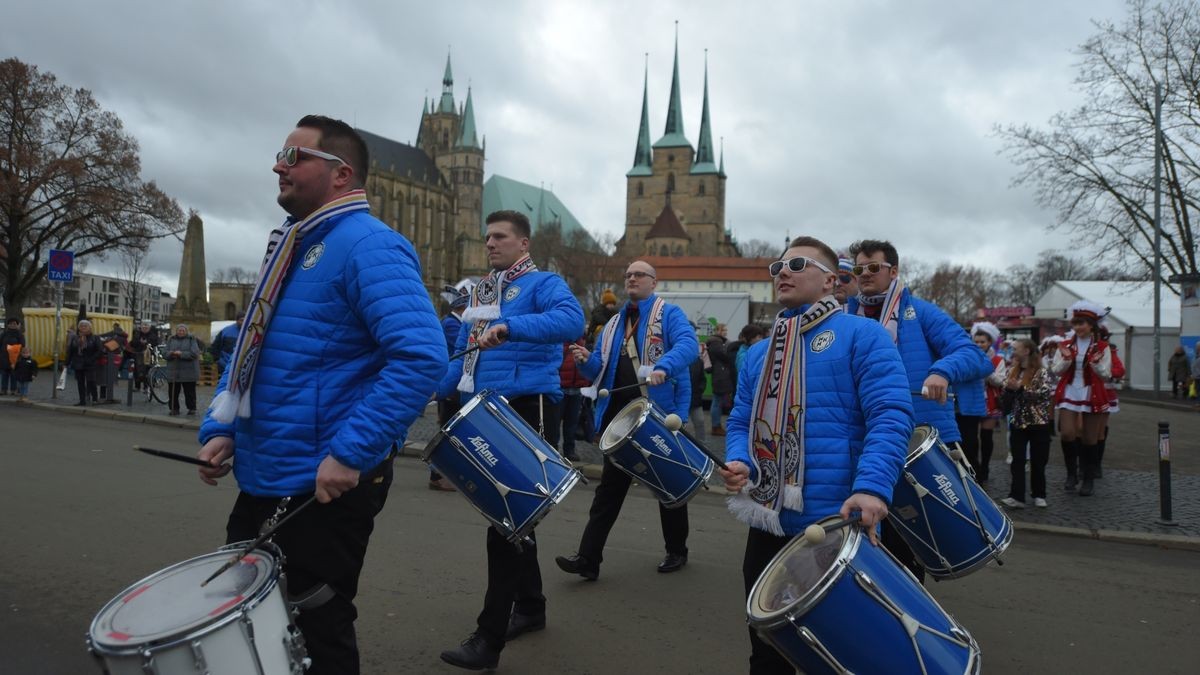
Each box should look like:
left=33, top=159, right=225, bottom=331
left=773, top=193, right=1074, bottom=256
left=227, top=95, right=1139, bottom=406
left=48, top=250, right=73, bottom=400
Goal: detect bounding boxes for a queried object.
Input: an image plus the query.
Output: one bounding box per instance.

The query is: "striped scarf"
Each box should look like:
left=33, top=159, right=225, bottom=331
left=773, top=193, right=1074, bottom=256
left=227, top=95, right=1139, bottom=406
left=856, top=277, right=904, bottom=343
left=457, top=254, right=538, bottom=393
left=581, top=297, right=666, bottom=400
left=728, top=297, right=840, bottom=535
left=209, top=190, right=369, bottom=423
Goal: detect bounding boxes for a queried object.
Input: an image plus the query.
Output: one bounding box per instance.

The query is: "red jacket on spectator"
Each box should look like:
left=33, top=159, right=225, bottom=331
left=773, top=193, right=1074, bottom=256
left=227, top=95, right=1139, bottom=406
left=559, top=339, right=591, bottom=389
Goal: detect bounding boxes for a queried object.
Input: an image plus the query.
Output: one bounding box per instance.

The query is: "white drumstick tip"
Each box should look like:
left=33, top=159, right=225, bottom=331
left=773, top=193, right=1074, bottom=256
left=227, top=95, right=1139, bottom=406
left=921, top=385, right=930, bottom=397
left=598, top=389, right=610, bottom=398
left=663, top=413, right=683, bottom=431
left=804, top=523, right=826, bottom=544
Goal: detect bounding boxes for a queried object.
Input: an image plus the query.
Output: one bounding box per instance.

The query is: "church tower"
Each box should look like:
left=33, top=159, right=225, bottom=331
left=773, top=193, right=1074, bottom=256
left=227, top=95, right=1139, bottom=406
left=620, top=32, right=733, bottom=258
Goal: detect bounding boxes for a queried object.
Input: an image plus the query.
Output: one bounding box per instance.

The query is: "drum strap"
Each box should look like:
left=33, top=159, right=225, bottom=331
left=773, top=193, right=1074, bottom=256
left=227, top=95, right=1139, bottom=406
left=290, top=583, right=336, bottom=611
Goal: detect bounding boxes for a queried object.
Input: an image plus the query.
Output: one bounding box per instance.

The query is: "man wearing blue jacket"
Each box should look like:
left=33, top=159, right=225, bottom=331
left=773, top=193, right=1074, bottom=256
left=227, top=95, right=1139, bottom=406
left=721, top=235, right=914, bottom=674
left=197, top=115, right=447, bottom=675
left=555, top=260, right=698, bottom=581
left=437, top=210, right=584, bottom=671
left=848, top=238, right=994, bottom=581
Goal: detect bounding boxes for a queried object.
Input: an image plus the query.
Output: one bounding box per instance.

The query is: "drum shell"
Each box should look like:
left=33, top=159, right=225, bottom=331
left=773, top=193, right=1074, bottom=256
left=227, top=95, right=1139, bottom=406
left=423, top=390, right=581, bottom=541
left=889, top=426, right=1013, bottom=578
left=88, top=547, right=299, bottom=674
left=600, top=398, right=715, bottom=508
left=747, top=518, right=980, bottom=675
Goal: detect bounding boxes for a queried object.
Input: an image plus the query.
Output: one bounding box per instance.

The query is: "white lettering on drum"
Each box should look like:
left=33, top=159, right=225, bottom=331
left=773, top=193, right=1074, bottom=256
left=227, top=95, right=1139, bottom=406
left=651, top=434, right=672, bottom=456
left=933, top=474, right=960, bottom=506
left=470, top=436, right=499, bottom=467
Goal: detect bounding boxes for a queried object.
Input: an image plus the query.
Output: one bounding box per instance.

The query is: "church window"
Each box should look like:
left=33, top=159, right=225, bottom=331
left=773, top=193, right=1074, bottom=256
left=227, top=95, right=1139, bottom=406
left=667, top=154, right=675, bottom=164
left=225, top=302, right=237, bottom=320
left=699, top=181, right=706, bottom=196
left=637, top=181, right=644, bottom=197
left=660, top=245, right=669, bottom=256
left=667, top=173, right=675, bottom=193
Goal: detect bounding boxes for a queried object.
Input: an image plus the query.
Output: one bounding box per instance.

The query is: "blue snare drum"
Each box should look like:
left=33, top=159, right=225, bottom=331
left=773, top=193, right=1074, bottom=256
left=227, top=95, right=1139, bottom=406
left=889, top=425, right=1013, bottom=579
left=598, top=398, right=715, bottom=509
left=747, top=516, right=981, bottom=675
left=422, top=390, right=582, bottom=544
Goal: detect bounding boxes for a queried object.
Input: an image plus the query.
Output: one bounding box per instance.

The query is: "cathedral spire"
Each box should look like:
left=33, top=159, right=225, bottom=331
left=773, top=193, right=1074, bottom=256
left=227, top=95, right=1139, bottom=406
left=691, top=49, right=718, bottom=174
left=457, top=87, right=480, bottom=149
left=628, top=55, right=653, bottom=177
left=654, top=23, right=691, bottom=149
left=719, top=136, right=726, bottom=177
left=438, top=52, right=456, bottom=114
left=416, top=97, right=427, bottom=146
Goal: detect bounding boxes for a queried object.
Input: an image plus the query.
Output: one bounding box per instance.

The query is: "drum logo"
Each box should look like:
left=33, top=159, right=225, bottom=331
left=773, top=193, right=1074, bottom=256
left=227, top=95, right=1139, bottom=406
left=469, top=436, right=499, bottom=467
left=810, top=330, right=834, bottom=353
left=933, top=474, right=960, bottom=505
left=651, top=434, right=672, bottom=456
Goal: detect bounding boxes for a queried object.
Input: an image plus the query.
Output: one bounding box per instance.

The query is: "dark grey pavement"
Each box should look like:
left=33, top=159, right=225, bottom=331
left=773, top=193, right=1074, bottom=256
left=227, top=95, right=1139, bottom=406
left=1, top=407, right=1198, bottom=674
left=7, top=372, right=1198, bottom=549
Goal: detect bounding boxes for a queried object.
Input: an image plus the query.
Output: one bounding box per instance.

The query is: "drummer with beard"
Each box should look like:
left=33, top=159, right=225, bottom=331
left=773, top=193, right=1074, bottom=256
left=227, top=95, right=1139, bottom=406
left=435, top=209, right=584, bottom=671
left=555, top=260, right=698, bottom=580
left=720, top=236, right=913, bottom=674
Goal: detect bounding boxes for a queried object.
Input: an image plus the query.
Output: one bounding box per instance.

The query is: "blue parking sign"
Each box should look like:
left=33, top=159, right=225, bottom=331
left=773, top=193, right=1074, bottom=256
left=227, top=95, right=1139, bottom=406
left=48, top=249, right=74, bottom=282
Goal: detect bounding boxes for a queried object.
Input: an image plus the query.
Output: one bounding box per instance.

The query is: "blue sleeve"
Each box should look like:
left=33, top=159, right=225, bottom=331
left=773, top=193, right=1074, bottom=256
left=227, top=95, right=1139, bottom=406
left=725, top=339, right=769, bottom=481
left=503, top=275, right=585, bottom=345
left=198, top=365, right=235, bottom=444
left=579, top=326, right=605, bottom=381
left=850, top=321, right=915, bottom=502
left=652, top=305, right=699, bottom=380
left=328, top=232, right=448, bottom=470
left=915, top=299, right=994, bottom=384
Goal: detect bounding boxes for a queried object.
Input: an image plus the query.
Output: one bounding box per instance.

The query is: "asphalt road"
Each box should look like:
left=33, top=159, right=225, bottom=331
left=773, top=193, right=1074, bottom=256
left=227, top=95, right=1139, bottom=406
left=1, top=407, right=1196, bottom=674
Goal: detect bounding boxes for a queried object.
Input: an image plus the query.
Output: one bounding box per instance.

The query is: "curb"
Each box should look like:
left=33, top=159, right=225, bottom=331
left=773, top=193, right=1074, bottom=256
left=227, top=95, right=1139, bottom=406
left=6, top=399, right=201, bottom=431
left=1118, top=396, right=1199, bottom=413
left=1008, top=521, right=1200, bottom=552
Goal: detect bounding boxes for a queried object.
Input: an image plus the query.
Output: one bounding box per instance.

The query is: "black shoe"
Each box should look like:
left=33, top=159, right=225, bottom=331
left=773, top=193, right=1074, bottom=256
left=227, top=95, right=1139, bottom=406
left=74, top=402, right=86, bottom=407
left=504, top=612, right=545, bottom=641
left=1094, top=466, right=1103, bottom=479
left=555, top=554, right=599, bottom=581
left=1063, top=475, right=1078, bottom=491
left=440, top=633, right=500, bottom=671
left=564, top=452, right=581, bottom=462
left=1079, top=477, right=1095, bottom=496
left=657, top=553, right=688, bottom=573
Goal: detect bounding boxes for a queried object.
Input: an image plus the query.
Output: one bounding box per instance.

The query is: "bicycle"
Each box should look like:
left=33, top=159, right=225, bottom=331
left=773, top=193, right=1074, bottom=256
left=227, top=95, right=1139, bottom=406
left=142, top=346, right=168, bottom=405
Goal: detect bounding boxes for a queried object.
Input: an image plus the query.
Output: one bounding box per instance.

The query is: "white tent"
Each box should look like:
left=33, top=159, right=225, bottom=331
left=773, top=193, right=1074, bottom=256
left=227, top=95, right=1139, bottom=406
left=1034, top=281, right=1181, bottom=391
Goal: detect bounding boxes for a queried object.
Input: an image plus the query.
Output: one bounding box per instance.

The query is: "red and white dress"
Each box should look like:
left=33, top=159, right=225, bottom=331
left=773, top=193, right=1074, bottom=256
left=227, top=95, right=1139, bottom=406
left=984, top=352, right=1008, bottom=418
left=1051, top=335, right=1113, bottom=413
left=1104, top=344, right=1125, bottom=413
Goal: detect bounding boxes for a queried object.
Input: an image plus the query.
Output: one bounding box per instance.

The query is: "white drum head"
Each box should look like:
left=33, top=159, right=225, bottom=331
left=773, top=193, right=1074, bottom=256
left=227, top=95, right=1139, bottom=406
left=599, top=398, right=651, bottom=452
left=905, top=424, right=938, bottom=463
left=91, top=549, right=276, bottom=649
left=748, top=520, right=854, bottom=623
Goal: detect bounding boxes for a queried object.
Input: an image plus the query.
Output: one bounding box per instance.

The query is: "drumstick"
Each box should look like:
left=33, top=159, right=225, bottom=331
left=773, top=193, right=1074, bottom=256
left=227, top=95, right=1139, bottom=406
left=802, top=514, right=863, bottom=544
left=913, top=389, right=956, bottom=400
left=200, top=494, right=318, bottom=587
left=667, top=418, right=730, bottom=471
left=133, top=445, right=219, bottom=468
left=450, top=344, right=481, bottom=361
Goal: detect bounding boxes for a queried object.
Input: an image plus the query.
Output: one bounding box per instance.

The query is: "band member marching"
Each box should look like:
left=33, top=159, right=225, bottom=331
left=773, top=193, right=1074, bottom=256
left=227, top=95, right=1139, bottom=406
left=1051, top=300, right=1112, bottom=497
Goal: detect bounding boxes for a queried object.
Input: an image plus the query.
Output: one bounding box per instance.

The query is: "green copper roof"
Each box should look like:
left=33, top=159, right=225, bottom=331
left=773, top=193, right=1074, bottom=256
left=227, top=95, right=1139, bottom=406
left=483, top=175, right=596, bottom=246
left=653, top=28, right=691, bottom=149
left=456, top=87, right=480, bottom=149
left=628, top=58, right=654, bottom=177
left=438, top=53, right=456, bottom=114
left=691, top=53, right=718, bottom=174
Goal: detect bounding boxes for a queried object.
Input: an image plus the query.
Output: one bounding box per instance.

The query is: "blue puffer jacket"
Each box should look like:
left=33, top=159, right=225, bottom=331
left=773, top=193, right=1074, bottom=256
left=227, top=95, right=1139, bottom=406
left=954, top=371, right=988, bottom=417
left=581, top=295, right=698, bottom=426
left=849, top=290, right=993, bottom=443
left=437, top=271, right=584, bottom=402
left=441, top=314, right=462, bottom=355
left=726, top=307, right=914, bottom=536
left=199, top=210, right=447, bottom=497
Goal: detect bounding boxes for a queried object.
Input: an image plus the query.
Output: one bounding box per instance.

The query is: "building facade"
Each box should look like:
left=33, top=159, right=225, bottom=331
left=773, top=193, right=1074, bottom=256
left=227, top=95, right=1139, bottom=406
left=47, top=272, right=170, bottom=324
left=618, top=36, right=736, bottom=259
left=361, top=55, right=488, bottom=303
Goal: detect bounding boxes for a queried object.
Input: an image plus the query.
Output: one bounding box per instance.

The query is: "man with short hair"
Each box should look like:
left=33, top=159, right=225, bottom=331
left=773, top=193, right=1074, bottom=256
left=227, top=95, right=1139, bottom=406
left=847, top=238, right=993, bottom=581
left=209, top=310, right=245, bottom=375
left=555, top=260, right=698, bottom=580
left=437, top=210, right=584, bottom=671
left=197, top=115, right=447, bottom=675
left=721, top=235, right=913, bottom=673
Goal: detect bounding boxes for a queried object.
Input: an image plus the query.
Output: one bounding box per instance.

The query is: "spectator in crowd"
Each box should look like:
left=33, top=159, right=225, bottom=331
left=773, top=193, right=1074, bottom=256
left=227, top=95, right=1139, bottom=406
left=128, top=321, right=161, bottom=392
left=1000, top=338, right=1053, bottom=509
left=97, top=322, right=127, bottom=402
left=707, top=323, right=734, bottom=436
left=13, top=346, right=37, bottom=402
left=688, top=340, right=707, bottom=441
left=1192, top=342, right=1200, bottom=401
left=552, top=337, right=589, bottom=462
left=588, top=288, right=619, bottom=346
left=2, top=317, right=25, bottom=395
left=210, top=311, right=246, bottom=375
left=734, top=324, right=766, bottom=375
left=66, top=320, right=100, bottom=406
left=1168, top=345, right=1190, bottom=400
left=164, top=323, right=202, bottom=415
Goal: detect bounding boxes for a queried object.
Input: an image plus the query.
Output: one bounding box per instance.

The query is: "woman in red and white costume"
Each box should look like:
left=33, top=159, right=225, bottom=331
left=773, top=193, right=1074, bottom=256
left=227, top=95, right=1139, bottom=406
left=1051, top=300, right=1112, bottom=496
left=1094, top=320, right=1125, bottom=478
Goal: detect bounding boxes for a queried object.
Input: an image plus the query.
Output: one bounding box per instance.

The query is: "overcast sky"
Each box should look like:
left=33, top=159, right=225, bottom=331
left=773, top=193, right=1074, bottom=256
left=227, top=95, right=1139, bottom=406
left=4, top=0, right=1132, bottom=294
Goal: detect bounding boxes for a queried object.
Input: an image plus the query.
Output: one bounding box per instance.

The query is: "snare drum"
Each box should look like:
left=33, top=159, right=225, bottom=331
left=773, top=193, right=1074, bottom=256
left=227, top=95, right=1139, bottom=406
left=88, top=542, right=307, bottom=674
left=423, top=390, right=582, bottom=544
left=889, top=425, right=1013, bottom=579
left=747, top=516, right=981, bottom=674
left=599, top=398, right=715, bottom=508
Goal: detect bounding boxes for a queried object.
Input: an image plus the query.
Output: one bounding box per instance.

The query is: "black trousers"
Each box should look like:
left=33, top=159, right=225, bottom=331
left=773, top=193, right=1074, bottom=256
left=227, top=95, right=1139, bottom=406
left=578, top=456, right=689, bottom=565
left=74, top=369, right=90, bottom=404
left=1010, top=424, right=1051, bottom=501
left=169, top=381, right=196, bottom=412
left=955, top=414, right=989, bottom=480
left=432, top=397, right=462, bottom=480
left=225, top=457, right=394, bottom=675
left=742, top=527, right=795, bottom=674
left=475, top=395, right=559, bottom=648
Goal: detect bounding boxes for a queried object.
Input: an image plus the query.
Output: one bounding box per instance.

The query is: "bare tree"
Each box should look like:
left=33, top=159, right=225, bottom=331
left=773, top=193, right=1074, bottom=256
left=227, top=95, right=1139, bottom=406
left=0, top=58, right=184, bottom=320
left=211, top=266, right=256, bottom=284
left=920, top=263, right=1007, bottom=325
left=118, top=245, right=151, bottom=322
left=738, top=238, right=781, bottom=258
left=530, top=224, right=628, bottom=317
left=997, top=0, right=1200, bottom=287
